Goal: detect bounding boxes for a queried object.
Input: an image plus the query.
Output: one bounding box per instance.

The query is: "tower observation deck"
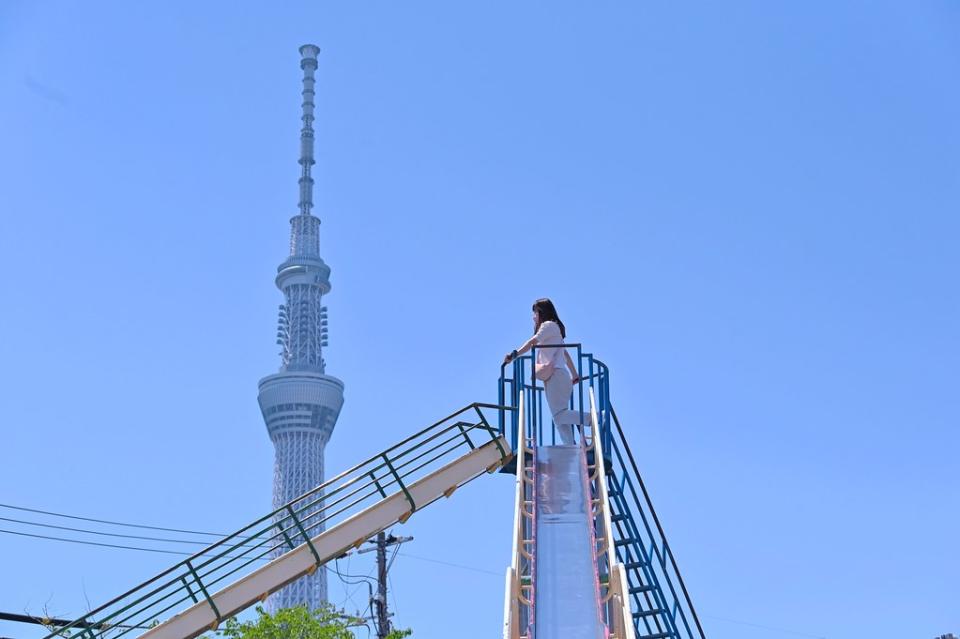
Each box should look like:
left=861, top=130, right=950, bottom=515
left=257, top=44, right=344, bottom=610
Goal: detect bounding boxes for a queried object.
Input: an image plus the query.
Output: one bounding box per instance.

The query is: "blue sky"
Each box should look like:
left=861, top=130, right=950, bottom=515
left=1, top=2, right=958, bottom=638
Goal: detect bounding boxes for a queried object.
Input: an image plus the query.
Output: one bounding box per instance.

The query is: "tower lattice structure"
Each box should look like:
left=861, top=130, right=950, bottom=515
left=257, top=44, right=344, bottom=611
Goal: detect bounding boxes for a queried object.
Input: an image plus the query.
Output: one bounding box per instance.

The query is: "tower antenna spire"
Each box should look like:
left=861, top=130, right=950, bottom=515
left=298, top=44, right=319, bottom=217
left=259, top=44, right=344, bottom=611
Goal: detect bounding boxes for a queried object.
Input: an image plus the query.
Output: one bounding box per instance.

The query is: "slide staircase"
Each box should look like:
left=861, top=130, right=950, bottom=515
left=42, top=404, right=512, bottom=639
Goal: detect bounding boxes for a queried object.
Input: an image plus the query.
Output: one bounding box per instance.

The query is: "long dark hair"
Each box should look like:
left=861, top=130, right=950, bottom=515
left=533, top=298, right=566, bottom=338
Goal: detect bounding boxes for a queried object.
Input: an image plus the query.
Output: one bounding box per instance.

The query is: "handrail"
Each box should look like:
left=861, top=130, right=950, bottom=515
left=46, top=403, right=513, bottom=639
left=502, top=394, right=535, bottom=639
left=586, top=389, right=635, bottom=639
left=498, top=350, right=611, bottom=454
left=502, top=394, right=532, bottom=639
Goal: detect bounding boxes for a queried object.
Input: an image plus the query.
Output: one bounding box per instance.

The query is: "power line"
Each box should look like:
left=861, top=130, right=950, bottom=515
left=332, top=557, right=375, bottom=616
left=396, top=551, right=501, bottom=577
left=0, top=503, right=233, bottom=538
left=0, top=513, right=266, bottom=551
left=0, top=513, right=500, bottom=580
left=0, top=519, right=503, bottom=577
left=0, top=515, right=211, bottom=546
left=0, top=528, right=263, bottom=562
left=0, top=528, right=195, bottom=556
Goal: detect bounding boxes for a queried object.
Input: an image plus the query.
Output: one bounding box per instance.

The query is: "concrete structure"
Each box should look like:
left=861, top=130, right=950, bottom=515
left=257, top=44, right=344, bottom=610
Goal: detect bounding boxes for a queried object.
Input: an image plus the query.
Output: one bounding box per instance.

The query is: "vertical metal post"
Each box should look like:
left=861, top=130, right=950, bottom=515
left=530, top=346, right=538, bottom=445
left=513, top=358, right=521, bottom=448
left=576, top=346, right=584, bottom=428
left=602, top=365, right=611, bottom=458
left=376, top=532, right=390, bottom=639
left=499, top=369, right=505, bottom=437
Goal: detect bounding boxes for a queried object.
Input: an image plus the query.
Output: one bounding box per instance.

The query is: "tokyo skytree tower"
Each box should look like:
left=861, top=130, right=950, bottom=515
left=257, top=44, right=344, bottom=610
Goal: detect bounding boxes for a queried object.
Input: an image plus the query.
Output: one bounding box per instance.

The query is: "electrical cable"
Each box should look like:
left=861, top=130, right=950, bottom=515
left=0, top=528, right=197, bottom=556
left=332, top=557, right=377, bottom=588
left=0, top=503, right=237, bottom=538
left=0, top=522, right=500, bottom=581
left=385, top=543, right=400, bottom=573
left=0, top=528, right=265, bottom=563
left=0, top=515, right=213, bottom=546
left=387, top=572, right=399, bottom=621
left=331, top=556, right=375, bottom=617
left=396, top=551, right=501, bottom=577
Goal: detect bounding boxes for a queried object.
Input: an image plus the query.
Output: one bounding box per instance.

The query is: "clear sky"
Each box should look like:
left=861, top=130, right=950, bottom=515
left=1, top=2, right=958, bottom=638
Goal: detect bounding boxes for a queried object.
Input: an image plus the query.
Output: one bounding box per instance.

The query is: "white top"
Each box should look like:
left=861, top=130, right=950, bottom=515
left=533, top=320, right=567, bottom=376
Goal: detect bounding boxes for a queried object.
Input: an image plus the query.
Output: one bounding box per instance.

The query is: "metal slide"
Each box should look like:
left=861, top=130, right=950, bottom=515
left=501, top=349, right=706, bottom=639
left=504, top=392, right=634, bottom=639
left=44, top=404, right=512, bottom=639
left=533, top=445, right=605, bottom=639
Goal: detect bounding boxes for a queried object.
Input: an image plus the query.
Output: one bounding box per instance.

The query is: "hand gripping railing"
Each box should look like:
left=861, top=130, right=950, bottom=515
left=45, top=403, right=513, bottom=639
left=502, top=395, right=536, bottom=639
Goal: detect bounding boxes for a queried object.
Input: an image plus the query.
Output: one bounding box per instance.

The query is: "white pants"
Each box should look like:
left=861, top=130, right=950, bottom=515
left=544, top=368, right=581, bottom=445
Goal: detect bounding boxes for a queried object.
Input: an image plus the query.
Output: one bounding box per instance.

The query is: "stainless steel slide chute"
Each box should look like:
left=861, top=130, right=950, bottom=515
left=533, top=445, right=605, bottom=639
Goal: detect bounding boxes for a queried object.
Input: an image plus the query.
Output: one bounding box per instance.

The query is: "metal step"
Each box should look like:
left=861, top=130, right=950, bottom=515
left=636, top=633, right=674, bottom=639
left=628, top=583, right=655, bottom=595
left=625, top=560, right=649, bottom=571
left=634, top=608, right=667, bottom=618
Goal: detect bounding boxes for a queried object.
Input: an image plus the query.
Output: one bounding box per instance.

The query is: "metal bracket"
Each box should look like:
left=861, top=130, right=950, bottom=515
left=286, top=505, right=324, bottom=567
left=185, top=560, right=221, bottom=627
left=382, top=454, right=417, bottom=513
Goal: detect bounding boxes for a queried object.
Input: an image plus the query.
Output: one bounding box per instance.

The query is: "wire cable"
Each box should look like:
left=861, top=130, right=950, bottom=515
left=332, top=556, right=375, bottom=617
left=0, top=528, right=265, bottom=563
left=0, top=503, right=236, bottom=537
left=396, top=551, right=501, bottom=577
left=0, top=527, right=196, bottom=556
left=0, top=515, right=212, bottom=546
left=0, top=522, right=502, bottom=576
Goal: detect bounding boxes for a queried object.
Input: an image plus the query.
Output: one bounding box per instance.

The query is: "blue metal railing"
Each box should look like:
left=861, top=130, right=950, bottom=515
left=498, top=344, right=612, bottom=458
left=498, top=350, right=706, bottom=639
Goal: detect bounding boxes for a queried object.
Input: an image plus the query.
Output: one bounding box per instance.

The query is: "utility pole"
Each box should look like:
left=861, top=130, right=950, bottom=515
left=376, top=532, right=389, bottom=639
left=357, top=531, right=412, bottom=639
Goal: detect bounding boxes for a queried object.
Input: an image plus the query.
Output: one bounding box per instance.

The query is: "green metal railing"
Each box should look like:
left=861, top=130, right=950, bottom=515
left=44, top=403, right=512, bottom=639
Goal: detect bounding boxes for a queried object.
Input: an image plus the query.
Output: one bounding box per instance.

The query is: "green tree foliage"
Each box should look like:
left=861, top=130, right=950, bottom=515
left=215, top=605, right=410, bottom=639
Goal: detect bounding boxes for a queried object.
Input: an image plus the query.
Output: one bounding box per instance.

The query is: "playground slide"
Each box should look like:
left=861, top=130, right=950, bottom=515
left=501, top=350, right=705, bottom=639
left=533, top=445, right=605, bottom=639
left=503, top=388, right=636, bottom=639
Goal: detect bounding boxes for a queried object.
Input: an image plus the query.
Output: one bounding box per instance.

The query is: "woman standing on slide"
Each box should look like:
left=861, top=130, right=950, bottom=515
left=503, top=298, right=582, bottom=445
